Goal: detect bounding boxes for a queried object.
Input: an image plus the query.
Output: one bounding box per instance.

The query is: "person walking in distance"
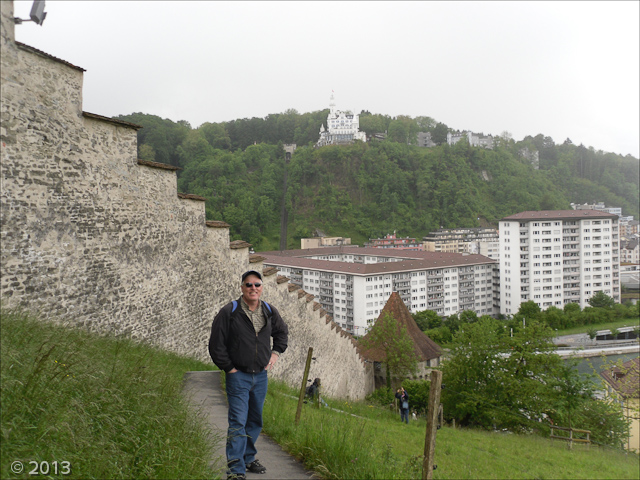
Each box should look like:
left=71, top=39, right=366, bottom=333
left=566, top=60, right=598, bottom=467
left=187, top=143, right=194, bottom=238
left=209, top=271, right=289, bottom=480
left=395, top=387, right=410, bottom=424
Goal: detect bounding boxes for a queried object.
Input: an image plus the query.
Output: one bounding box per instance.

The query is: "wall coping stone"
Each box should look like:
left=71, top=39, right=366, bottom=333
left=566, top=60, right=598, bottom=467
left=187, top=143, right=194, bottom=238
left=249, top=255, right=266, bottom=264
left=177, top=192, right=206, bottom=201
left=313, top=302, right=321, bottom=311
left=83, top=111, right=142, bottom=130
left=206, top=220, right=230, bottom=228
left=305, top=294, right=314, bottom=302
left=230, top=240, right=251, bottom=249
left=137, top=159, right=180, bottom=171
left=263, top=267, right=279, bottom=277
left=287, top=284, right=299, bottom=292
left=16, top=41, right=86, bottom=72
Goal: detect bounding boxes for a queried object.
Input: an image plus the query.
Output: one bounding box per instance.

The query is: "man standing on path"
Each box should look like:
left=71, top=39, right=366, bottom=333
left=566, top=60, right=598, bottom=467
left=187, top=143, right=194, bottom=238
left=209, top=270, right=289, bottom=480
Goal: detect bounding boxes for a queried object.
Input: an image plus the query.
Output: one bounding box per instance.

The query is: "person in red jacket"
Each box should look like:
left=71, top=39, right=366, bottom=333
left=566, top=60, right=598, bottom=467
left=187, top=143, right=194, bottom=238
left=209, top=270, right=289, bottom=480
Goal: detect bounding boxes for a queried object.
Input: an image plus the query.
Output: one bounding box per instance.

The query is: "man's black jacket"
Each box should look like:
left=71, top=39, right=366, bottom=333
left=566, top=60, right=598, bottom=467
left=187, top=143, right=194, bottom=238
left=208, top=297, right=288, bottom=373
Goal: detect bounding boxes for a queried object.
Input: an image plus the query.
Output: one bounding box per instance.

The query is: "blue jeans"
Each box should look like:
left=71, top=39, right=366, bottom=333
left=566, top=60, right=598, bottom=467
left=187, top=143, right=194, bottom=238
left=225, top=370, right=268, bottom=475
left=400, top=409, right=409, bottom=424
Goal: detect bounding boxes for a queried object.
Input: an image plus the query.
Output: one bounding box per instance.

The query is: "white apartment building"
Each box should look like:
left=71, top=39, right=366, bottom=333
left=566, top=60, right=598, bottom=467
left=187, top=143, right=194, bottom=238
left=499, top=210, right=620, bottom=315
left=261, top=247, right=497, bottom=336
left=423, top=228, right=500, bottom=260
left=316, top=93, right=366, bottom=147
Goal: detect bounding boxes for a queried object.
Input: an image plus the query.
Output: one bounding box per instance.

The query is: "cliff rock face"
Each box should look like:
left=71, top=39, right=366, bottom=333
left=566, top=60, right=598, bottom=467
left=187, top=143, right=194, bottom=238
left=0, top=0, right=372, bottom=399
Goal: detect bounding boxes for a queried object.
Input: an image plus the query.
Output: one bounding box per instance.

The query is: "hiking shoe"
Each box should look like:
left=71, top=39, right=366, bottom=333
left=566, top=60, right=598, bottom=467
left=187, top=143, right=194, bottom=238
left=246, top=460, right=266, bottom=474
left=227, top=474, right=246, bottom=480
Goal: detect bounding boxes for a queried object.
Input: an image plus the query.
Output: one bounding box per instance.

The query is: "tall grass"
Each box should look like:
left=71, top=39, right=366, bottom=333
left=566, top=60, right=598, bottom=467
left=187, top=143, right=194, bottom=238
left=0, top=308, right=220, bottom=479
left=262, top=381, right=640, bottom=480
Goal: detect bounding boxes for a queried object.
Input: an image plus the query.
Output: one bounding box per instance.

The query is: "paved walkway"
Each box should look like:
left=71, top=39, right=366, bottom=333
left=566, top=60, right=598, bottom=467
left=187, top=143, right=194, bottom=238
left=183, top=371, right=315, bottom=480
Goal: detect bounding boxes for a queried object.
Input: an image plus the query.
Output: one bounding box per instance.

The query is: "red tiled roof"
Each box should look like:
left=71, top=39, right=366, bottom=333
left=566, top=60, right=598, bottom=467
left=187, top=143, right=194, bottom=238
left=358, top=292, right=442, bottom=363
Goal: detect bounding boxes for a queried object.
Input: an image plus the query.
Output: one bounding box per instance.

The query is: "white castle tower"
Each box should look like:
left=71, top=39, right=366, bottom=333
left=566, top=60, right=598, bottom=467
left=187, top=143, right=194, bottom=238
left=317, top=92, right=367, bottom=147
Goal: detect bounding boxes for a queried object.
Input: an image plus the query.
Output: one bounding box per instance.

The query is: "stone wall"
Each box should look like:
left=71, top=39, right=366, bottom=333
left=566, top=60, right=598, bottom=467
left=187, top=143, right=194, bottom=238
left=0, top=1, right=372, bottom=399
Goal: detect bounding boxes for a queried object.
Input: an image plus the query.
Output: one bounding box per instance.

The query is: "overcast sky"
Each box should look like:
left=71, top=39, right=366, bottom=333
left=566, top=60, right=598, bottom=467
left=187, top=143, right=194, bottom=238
left=13, top=1, right=640, bottom=158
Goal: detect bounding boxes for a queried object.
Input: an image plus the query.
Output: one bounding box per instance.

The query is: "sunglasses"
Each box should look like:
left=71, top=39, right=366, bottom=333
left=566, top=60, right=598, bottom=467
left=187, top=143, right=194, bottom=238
left=244, top=282, right=262, bottom=288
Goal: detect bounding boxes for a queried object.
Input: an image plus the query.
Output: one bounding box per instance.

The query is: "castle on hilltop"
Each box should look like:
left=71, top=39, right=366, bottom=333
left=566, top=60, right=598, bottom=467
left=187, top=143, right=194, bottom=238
left=316, top=92, right=366, bottom=147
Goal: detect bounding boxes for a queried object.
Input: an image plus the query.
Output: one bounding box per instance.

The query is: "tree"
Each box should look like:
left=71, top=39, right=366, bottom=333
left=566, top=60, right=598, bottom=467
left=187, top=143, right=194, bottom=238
left=441, top=318, right=562, bottom=430
left=587, top=291, right=615, bottom=309
left=431, top=122, right=449, bottom=145
left=412, top=310, right=441, bottom=331
left=358, top=312, right=420, bottom=391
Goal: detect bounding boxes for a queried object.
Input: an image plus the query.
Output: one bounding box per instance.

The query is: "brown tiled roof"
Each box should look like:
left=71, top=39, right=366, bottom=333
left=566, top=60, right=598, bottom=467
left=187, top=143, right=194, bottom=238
left=600, top=357, right=640, bottom=399
left=501, top=210, right=618, bottom=221
left=82, top=112, right=142, bottom=130
left=260, top=247, right=494, bottom=276
left=358, top=292, right=442, bottom=363
left=275, top=274, right=288, bottom=283
left=137, top=159, right=180, bottom=171
left=16, top=41, right=86, bottom=71
left=177, top=192, right=206, bottom=201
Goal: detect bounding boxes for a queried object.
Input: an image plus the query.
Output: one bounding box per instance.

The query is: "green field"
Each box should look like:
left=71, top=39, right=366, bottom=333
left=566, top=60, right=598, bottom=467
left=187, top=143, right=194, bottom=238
left=2, top=308, right=638, bottom=479
left=263, top=380, right=639, bottom=480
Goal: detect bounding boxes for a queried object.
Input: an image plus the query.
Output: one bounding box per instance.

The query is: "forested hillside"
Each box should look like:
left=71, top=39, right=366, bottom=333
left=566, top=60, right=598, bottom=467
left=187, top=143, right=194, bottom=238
left=115, top=111, right=639, bottom=251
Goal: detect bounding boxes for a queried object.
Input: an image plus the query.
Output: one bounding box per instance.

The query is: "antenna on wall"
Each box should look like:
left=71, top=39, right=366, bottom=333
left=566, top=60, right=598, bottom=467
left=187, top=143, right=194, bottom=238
left=14, top=1, right=47, bottom=26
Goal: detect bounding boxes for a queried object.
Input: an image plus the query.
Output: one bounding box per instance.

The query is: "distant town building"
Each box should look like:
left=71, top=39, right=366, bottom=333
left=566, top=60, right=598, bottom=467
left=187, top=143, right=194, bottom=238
left=423, top=228, right=500, bottom=260
left=447, top=131, right=494, bottom=149
left=417, top=131, right=436, bottom=148
left=499, top=209, right=620, bottom=315
left=261, top=247, right=498, bottom=336
left=599, top=357, right=640, bottom=453
left=621, top=236, right=639, bottom=264
left=365, top=232, right=421, bottom=251
left=570, top=202, right=623, bottom=217
left=620, top=264, right=639, bottom=291
left=316, top=93, right=366, bottom=147
left=301, top=236, right=352, bottom=249
left=620, top=219, right=639, bottom=238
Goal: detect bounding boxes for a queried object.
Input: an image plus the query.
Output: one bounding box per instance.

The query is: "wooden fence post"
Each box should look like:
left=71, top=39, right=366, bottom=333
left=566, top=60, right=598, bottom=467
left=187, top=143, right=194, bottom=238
left=295, top=347, right=313, bottom=426
left=423, top=370, right=443, bottom=480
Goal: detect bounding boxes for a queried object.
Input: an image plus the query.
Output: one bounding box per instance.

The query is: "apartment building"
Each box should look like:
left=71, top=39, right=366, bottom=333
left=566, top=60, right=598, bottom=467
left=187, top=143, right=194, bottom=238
left=261, top=247, right=497, bottom=336
left=499, top=210, right=620, bottom=315
left=423, top=228, right=500, bottom=260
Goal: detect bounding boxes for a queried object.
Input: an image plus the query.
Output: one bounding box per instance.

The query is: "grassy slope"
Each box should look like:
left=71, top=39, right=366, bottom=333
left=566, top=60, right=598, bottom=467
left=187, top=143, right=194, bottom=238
left=0, top=309, right=220, bottom=480
left=263, top=381, right=639, bottom=480
left=555, top=317, right=640, bottom=336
